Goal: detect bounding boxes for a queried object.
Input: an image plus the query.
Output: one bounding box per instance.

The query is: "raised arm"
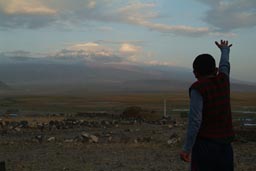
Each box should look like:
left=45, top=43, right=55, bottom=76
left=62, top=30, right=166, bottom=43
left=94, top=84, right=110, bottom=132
left=215, top=40, right=232, bottom=76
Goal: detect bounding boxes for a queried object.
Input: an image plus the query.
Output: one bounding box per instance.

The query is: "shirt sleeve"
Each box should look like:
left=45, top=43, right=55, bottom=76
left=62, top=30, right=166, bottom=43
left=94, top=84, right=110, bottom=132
left=219, top=47, right=230, bottom=76
left=183, top=89, right=203, bottom=153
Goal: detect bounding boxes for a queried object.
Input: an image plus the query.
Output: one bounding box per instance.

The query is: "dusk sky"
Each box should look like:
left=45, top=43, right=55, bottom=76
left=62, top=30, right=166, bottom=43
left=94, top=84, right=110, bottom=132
left=0, top=0, right=256, bottom=82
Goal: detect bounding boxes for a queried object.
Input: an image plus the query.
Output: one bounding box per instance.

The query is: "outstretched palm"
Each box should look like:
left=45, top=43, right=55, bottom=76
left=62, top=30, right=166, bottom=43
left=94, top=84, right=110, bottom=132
left=215, top=40, right=232, bottom=48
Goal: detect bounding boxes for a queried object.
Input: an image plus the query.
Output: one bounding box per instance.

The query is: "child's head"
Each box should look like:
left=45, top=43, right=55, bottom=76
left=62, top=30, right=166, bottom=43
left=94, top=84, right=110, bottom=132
left=193, top=54, right=217, bottom=78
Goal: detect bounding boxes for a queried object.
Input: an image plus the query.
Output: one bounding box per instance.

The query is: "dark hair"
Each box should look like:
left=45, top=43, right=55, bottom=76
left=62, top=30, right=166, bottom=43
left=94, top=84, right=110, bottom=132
left=193, top=54, right=216, bottom=76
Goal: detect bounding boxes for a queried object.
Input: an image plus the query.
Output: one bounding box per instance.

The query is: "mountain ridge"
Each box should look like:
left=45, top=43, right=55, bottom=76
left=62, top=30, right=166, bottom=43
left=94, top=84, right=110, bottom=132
left=0, top=59, right=255, bottom=94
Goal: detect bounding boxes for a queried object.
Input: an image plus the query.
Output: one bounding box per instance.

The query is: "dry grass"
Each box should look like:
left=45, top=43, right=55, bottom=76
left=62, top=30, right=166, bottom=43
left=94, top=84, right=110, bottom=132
left=0, top=91, right=255, bottom=118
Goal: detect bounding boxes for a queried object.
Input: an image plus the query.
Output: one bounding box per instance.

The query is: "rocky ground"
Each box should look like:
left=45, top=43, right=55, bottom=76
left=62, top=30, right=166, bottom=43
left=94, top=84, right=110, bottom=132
left=0, top=113, right=255, bottom=171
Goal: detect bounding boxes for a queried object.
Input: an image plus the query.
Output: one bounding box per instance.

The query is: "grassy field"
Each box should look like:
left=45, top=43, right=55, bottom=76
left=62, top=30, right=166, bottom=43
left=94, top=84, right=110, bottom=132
left=0, top=91, right=187, bottom=115
left=0, top=91, right=255, bottom=117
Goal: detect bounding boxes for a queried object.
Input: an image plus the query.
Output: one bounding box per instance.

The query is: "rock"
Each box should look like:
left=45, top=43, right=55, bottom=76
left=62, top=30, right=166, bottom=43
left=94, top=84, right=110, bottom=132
left=81, top=132, right=90, bottom=138
left=108, top=136, right=112, bottom=142
left=14, top=127, right=21, bottom=132
left=64, top=139, right=74, bottom=143
left=47, top=137, right=56, bottom=142
left=35, top=135, right=44, bottom=143
left=169, top=133, right=179, bottom=139
left=167, top=138, right=178, bottom=145
left=80, top=132, right=90, bottom=142
left=89, top=135, right=99, bottom=143
left=79, top=132, right=99, bottom=143
left=101, top=120, right=110, bottom=126
left=168, top=124, right=174, bottom=129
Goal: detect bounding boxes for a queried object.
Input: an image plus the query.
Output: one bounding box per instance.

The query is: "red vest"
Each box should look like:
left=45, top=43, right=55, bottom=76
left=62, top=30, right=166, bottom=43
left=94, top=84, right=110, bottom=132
left=190, top=73, right=235, bottom=139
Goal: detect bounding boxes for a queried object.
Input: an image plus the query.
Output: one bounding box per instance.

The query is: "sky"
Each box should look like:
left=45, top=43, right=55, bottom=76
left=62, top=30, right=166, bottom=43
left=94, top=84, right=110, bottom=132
left=0, top=0, right=256, bottom=82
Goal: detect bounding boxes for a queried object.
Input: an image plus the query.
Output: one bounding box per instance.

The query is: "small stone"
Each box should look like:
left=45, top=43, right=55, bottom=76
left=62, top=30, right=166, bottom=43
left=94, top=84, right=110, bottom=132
left=168, top=124, right=174, bottom=129
left=14, top=127, right=21, bottom=132
left=89, top=135, right=99, bottom=143
left=47, top=137, right=56, bottom=142
left=81, top=132, right=90, bottom=138
left=108, top=136, right=112, bottom=142
left=35, top=135, right=44, bottom=143
left=167, top=138, right=178, bottom=145
left=64, top=139, right=74, bottom=143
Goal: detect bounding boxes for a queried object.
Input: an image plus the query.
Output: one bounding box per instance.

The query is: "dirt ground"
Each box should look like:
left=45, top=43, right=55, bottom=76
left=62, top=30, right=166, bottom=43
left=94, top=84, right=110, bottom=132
left=0, top=114, right=255, bottom=171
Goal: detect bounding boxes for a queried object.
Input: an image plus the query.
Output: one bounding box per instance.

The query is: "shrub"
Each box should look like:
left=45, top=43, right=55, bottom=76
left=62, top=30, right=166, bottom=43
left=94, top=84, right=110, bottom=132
left=122, top=106, right=143, bottom=119
left=122, top=107, right=162, bottom=121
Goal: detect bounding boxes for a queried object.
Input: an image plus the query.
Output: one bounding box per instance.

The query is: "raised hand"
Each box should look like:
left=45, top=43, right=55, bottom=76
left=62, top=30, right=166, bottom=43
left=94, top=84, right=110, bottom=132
left=215, top=40, right=232, bottom=49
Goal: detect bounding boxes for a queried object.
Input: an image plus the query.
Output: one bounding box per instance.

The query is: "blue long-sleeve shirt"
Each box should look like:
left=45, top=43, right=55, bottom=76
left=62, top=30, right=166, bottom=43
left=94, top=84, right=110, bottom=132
left=183, top=47, right=230, bottom=153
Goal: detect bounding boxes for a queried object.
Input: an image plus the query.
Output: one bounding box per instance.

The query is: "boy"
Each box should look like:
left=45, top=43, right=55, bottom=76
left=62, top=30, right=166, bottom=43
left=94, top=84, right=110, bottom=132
left=180, top=40, right=235, bottom=171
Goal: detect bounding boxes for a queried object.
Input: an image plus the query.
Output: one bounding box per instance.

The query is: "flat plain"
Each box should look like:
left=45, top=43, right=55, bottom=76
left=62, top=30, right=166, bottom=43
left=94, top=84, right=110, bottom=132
left=0, top=91, right=255, bottom=171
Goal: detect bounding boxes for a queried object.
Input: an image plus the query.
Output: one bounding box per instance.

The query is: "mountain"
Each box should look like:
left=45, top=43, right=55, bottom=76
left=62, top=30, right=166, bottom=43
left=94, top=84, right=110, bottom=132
left=0, top=58, right=255, bottom=94
left=0, top=81, right=10, bottom=92
left=0, top=81, right=9, bottom=88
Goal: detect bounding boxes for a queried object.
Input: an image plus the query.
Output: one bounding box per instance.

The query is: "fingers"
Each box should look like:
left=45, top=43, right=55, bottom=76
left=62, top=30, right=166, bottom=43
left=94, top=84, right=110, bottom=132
left=215, top=40, right=232, bottom=48
left=221, top=40, right=228, bottom=45
left=215, top=41, right=220, bottom=48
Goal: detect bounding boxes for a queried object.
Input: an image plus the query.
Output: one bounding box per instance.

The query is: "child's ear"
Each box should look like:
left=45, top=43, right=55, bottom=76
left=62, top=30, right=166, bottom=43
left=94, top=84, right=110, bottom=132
left=215, top=67, right=219, bottom=75
left=193, top=70, right=199, bottom=78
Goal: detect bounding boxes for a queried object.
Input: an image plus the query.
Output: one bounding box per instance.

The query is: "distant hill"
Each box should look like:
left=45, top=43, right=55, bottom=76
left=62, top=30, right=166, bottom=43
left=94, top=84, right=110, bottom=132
left=0, top=81, right=10, bottom=90
left=0, top=58, right=255, bottom=94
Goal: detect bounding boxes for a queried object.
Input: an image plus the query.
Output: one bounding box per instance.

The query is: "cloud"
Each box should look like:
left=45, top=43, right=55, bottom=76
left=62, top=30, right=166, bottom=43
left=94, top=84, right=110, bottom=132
left=1, top=0, right=56, bottom=15
left=145, top=60, right=175, bottom=67
left=197, top=0, right=256, bottom=31
left=0, top=0, right=212, bottom=36
left=0, top=0, right=57, bottom=29
left=119, top=43, right=141, bottom=54
left=0, top=50, right=46, bottom=63
left=68, top=42, right=114, bottom=57
left=1, top=50, right=32, bottom=57
left=52, top=42, right=123, bottom=64
left=1, top=41, right=177, bottom=68
left=87, top=0, right=96, bottom=9
left=131, top=19, right=209, bottom=35
left=115, top=2, right=209, bottom=35
left=119, top=43, right=143, bottom=62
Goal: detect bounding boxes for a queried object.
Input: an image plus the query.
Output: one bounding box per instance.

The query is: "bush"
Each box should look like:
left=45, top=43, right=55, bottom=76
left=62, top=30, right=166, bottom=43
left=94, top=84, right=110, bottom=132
left=122, top=106, right=143, bottom=119
left=122, top=107, right=162, bottom=121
